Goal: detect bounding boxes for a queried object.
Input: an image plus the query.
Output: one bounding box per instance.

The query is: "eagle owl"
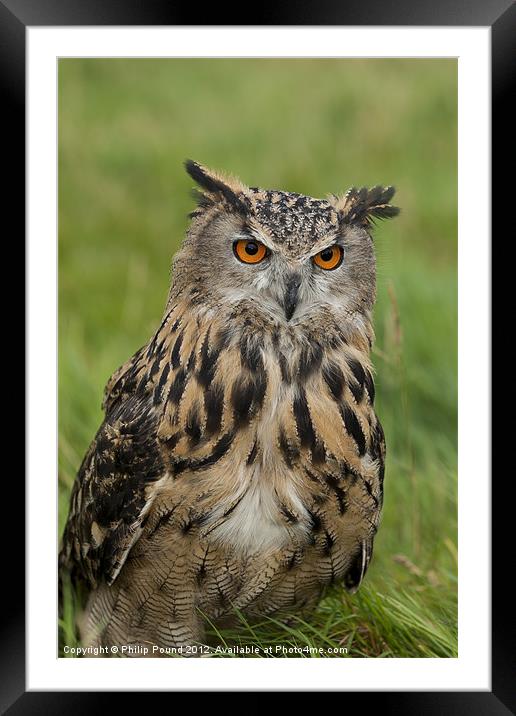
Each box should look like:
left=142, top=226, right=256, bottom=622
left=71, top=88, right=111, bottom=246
left=60, top=161, right=399, bottom=654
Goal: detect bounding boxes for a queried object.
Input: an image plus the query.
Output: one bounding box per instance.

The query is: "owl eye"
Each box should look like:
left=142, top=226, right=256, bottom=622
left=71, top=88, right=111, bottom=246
left=233, top=239, right=268, bottom=265
left=313, top=245, right=343, bottom=270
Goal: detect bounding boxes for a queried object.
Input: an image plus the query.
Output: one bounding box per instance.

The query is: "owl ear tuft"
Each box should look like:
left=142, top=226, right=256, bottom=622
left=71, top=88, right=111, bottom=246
left=331, top=186, right=400, bottom=228
left=184, top=160, right=249, bottom=216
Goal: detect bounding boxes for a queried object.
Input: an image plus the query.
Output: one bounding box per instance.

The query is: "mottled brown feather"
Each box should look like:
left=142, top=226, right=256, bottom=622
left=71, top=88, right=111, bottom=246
left=59, top=163, right=396, bottom=654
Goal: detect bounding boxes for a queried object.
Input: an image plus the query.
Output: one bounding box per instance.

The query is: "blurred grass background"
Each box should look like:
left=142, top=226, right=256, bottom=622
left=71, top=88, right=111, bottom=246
left=59, top=59, right=457, bottom=657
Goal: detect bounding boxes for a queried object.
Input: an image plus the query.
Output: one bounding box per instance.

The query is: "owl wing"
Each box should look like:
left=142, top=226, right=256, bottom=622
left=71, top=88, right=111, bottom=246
left=59, top=346, right=165, bottom=588
left=59, top=304, right=246, bottom=588
left=59, top=305, right=183, bottom=588
left=342, top=416, right=386, bottom=593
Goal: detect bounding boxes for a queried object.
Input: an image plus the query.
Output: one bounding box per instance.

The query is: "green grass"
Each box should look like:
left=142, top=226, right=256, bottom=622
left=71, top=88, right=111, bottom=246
left=58, top=58, right=457, bottom=658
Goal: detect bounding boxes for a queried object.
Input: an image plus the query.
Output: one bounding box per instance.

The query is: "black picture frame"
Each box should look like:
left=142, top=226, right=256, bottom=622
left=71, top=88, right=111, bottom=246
left=4, top=0, right=510, bottom=710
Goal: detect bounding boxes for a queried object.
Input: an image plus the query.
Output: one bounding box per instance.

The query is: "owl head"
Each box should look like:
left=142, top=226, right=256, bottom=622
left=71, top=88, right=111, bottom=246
left=170, top=161, right=399, bottom=325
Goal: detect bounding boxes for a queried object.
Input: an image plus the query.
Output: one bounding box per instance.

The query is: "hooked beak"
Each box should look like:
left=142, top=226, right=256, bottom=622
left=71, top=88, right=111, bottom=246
left=284, top=273, right=302, bottom=321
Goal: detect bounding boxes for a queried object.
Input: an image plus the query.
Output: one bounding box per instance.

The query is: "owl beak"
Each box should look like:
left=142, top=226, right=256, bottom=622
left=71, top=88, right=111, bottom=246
left=284, top=273, right=302, bottom=321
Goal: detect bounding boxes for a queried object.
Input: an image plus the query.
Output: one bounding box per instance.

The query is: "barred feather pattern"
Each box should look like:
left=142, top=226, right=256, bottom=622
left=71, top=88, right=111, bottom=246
left=60, top=292, right=385, bottom=652
left=59, top=162, right=397, bottom=654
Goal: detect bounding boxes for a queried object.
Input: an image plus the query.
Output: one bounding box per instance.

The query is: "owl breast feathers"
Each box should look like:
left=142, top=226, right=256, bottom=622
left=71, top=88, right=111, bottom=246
left=60, top=161, right=399, bottom=652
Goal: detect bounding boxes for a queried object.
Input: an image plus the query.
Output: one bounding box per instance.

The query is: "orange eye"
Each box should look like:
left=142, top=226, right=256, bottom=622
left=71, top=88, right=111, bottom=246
left=233, top=239, right=268, bottom=264
left=313, top=245, right=343, bottom=270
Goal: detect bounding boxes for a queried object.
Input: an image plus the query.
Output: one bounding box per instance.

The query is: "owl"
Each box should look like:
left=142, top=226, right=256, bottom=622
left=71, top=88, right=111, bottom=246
left=59, top=161, right=399, bottom=654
